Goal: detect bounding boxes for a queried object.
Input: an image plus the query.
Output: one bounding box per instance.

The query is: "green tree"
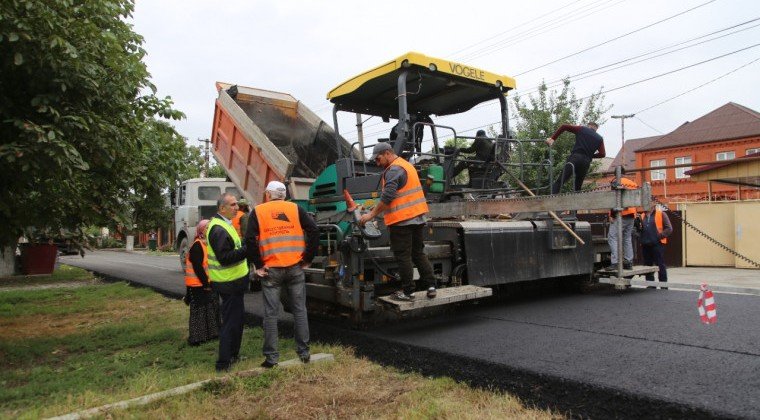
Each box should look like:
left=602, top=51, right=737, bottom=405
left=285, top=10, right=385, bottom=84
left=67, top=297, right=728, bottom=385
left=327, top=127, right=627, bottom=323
left=444, top=137, right=471, bottom=185
left=207, top=163, right=228, bottom=179
left=175, top=145, right=229, bottom=180
left=510, top=79, right=610, bottom=193
left=178, top=145, right=206, bottom=181
left=0, top=0, right=185, bottom=249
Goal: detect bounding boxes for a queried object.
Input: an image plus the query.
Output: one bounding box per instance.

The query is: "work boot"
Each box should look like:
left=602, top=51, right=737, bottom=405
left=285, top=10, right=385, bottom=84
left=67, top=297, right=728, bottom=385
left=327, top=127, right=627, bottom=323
left=391, top=290, right=415, bottom=301
left=260, top=360, right=278, bottom=369
left=426, top=287, right=437, bottom=299
left=623, top=261, right=633, bottom=270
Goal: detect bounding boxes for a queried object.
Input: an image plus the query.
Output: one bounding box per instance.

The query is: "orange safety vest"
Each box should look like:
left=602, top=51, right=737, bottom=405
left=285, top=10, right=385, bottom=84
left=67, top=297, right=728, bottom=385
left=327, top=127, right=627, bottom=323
left=619, top=178, right=639, bottom=217
left=641, top=209, right=668, bottom=244
left=184, top=239, right=208, bottom=287
left=381, top=157, right=429, bottom=226
left=231, top=210, right=244, bottom=237
left=255, top=200, right=305, bottom=267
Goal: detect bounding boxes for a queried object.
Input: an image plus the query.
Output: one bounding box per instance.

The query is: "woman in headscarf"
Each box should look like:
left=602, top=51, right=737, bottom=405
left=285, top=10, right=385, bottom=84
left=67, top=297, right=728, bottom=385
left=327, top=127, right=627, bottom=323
left=184, top=219, right=220, bottom=345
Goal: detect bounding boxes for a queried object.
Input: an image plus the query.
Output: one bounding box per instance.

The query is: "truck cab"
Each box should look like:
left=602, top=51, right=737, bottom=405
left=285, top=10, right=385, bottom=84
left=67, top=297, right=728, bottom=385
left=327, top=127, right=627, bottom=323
left=173, top=177, right=240, bottom=270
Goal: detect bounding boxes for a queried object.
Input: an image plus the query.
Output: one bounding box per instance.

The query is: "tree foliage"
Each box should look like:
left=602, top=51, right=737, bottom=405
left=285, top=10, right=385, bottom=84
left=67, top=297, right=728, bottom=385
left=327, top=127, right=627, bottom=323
left=509, top=79, right=611, bottom=193
left=0, top=0, right=187, bottom=248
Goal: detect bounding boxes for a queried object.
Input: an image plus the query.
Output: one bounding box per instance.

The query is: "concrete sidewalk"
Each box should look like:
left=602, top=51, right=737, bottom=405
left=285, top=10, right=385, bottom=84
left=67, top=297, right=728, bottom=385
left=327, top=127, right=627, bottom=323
left=635, top=266, right=760, bottom=295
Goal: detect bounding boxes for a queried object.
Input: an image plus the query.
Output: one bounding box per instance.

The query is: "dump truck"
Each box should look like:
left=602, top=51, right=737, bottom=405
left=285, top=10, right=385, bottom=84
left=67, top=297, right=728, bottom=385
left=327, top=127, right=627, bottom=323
left=172, top=177, right=241, bottom=269
left=210, top=52, right=650, bottom=324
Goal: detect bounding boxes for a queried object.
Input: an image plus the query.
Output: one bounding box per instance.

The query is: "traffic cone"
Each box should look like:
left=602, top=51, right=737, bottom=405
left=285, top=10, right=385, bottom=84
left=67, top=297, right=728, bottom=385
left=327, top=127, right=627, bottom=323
left=343, top=189, right=358, bottom=212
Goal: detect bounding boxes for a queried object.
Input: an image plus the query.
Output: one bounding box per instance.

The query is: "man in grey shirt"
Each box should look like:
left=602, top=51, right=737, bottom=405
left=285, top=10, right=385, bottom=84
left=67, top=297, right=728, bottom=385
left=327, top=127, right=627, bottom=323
left=359, top=142, right=437, bottom=301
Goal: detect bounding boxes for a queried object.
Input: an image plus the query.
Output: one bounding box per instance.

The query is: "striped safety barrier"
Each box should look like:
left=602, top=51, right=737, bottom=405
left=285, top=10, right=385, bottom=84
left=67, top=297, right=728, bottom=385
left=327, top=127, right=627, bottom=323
left=697, top=283, right=717, bottom=324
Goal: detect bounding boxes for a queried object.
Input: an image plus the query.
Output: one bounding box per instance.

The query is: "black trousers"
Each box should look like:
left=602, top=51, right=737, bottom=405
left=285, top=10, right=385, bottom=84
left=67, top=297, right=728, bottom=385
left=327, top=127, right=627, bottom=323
left=642, top=242, right=667, bottom=282
left=551, top=153, right=591, bottom=194
left=389, top=223, right=435, bottom=295
left=213, top=279, right=246, bottom=369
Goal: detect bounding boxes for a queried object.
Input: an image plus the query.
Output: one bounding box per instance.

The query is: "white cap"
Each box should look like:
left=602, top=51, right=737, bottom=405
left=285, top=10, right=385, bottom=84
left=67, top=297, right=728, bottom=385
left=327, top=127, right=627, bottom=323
left=266, top=180, right=286, bottom=192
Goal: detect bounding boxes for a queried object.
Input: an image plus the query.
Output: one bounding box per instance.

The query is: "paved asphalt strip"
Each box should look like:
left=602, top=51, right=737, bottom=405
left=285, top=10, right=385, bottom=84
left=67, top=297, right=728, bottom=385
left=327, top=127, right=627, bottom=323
left=62, top=251, right=760, bottom=419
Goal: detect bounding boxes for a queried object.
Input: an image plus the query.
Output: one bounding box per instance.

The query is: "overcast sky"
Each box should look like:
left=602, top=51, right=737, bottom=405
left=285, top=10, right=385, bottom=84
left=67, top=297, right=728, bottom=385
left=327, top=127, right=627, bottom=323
left=132, top=0, right=760, bottom=159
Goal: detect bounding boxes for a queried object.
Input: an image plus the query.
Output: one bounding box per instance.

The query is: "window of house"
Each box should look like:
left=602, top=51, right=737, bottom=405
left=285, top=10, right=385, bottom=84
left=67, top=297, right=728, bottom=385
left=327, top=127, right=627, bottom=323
left=225, top=186, right=241, bottom=196
left=716, top=151, right=735, bottom=161
left=675, top=156, right=692, bottom=179
left=650, top=159, right=666, bottom=181
left=746, top=147, right=760, bottom=156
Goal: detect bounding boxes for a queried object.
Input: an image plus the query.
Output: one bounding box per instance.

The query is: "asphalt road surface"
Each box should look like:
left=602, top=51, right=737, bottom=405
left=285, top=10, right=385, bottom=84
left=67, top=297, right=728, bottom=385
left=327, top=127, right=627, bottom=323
left=63, top=250, right=760, bottom=418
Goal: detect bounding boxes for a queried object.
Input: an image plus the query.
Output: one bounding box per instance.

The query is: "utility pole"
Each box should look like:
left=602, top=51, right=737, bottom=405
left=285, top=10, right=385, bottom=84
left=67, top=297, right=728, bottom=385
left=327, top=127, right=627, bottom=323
left=198, top=138, right=210, bottom=177
left=355, top=113, right=365, bottom=157
left=611, top=114, right=634, bottom=169
left=610, top=114, right=634, bottom=276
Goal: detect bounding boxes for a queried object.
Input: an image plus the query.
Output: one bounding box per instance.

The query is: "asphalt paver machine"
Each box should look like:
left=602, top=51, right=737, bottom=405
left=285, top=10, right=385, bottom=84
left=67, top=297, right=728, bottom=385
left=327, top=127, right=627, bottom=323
left=211, top=52, right=651, bottom=324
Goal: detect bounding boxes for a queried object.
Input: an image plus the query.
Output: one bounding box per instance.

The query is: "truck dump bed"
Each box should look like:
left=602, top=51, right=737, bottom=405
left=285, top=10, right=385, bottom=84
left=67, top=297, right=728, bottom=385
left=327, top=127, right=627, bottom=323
left=211, top=83, right=353, bottom=204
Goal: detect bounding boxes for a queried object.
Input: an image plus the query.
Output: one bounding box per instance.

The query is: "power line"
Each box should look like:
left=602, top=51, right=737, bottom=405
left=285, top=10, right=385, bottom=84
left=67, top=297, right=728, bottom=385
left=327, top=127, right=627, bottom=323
left=633, top=116, right=663, bottom=134
left=580, top=42, right=760, bottom=99
left=447, top=0, right=583, bottom=59
left=412, top=17, right=760, bottom=128
left=429, top=44, right=760, bottom=143
left=317, top=3, right=599, bottom=116
left=634, top=55, right=760, bottom=114
left=317, top=2, right=614, bottom=117
left=515, top=0, right=718, bottom=76
left=343, top=46, right=760, bottom=144
left=459, top=0, right=624, bottom=62
left=329, top=9, right=755, bottom=141
left=560, top=19, right=760, bottom=84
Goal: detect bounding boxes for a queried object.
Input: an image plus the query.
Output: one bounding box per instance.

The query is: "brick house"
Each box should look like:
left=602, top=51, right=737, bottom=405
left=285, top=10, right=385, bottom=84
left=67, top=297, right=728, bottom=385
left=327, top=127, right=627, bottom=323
left=620, top=102, right=760, bottom=204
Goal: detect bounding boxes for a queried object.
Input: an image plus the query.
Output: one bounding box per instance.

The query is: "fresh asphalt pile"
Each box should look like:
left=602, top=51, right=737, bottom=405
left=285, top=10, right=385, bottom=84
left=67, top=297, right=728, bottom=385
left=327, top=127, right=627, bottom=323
left=63, top=252, right=759, bottom=419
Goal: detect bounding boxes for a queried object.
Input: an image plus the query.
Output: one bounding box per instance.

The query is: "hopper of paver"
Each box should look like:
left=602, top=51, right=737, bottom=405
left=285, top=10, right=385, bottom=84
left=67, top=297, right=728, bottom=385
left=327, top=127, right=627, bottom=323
left=211, top=82, right=353, bottom=204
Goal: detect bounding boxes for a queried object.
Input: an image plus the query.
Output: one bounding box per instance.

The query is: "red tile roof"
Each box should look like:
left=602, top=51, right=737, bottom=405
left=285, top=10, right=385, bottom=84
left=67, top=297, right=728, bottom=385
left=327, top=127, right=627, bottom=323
left=610, top=135, right=660, bottom=169
left=637, top=102, right=760, bottom=152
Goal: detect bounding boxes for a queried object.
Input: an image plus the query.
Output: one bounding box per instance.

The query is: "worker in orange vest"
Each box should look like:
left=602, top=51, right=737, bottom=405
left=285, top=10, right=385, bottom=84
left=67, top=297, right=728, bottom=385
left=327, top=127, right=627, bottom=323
left=231, top=198, right=248, bottom=237
left=245, top=181, right=319, bottom=368
left=184, top=219, right=219, bottom=345
left=359, top=142, right=437, bottom=302
left=606, top=177, right=638, bottom=270
left=638, top=202, right=673, bottom=289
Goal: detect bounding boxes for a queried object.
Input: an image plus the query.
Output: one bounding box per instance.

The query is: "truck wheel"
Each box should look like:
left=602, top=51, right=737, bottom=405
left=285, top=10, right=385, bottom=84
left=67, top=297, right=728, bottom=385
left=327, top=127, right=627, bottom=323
left=178, top=237, right=189, bottom=272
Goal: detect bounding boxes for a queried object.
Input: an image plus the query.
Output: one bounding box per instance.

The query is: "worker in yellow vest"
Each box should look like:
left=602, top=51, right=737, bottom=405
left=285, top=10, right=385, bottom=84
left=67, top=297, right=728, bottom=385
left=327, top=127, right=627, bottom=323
left=359, top=142, right=437, bottom=302
left=245, top=181, right=319, bottom=368
left=184, top=219, right=219, bottom=345
left=606, top=177, right=639, bottom=271
left=205, top=193, right=249, bottom=372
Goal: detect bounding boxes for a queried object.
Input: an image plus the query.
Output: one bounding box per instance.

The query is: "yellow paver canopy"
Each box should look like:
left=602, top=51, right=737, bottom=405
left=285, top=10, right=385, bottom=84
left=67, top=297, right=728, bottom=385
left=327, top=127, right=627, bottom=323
left=327, top=52, right=516, bottom=118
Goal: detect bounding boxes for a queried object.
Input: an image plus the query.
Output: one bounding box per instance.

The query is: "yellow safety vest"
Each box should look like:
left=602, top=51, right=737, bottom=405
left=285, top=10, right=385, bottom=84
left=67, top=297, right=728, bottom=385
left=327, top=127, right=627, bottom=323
left=205, top=218, right=249, bottom=282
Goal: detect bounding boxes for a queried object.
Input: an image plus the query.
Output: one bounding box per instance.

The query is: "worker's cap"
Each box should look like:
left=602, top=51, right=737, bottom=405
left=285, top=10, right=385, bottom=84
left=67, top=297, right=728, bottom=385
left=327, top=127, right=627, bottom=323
left=265, top=180, right=286, bottom=192
left=238, top=198, right=249, bottom=206
left=476, top=129, right=486, bottom=137
left=370, top=142, right=393, bottom=161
